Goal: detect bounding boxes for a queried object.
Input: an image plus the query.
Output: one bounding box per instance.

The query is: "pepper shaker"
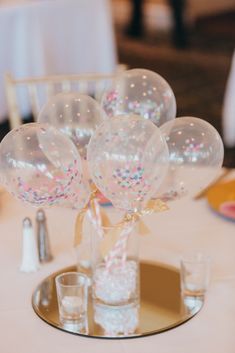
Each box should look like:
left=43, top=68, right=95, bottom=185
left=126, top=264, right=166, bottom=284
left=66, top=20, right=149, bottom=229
left=36, top=209, right=53, bottom=263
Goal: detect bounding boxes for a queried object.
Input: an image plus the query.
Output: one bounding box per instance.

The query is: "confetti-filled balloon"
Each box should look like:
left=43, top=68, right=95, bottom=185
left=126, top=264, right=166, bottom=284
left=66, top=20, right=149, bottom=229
left=87, top=115, right=169, bottom=212
left=157, top=117, right=224, bottom=200
left=38, top=93, right=107, bottom=160
left=60, top=173, right=90, bottom=210
left=0, top=123, right=89, bottom=209
left=101, top=68, right=176, bottom=127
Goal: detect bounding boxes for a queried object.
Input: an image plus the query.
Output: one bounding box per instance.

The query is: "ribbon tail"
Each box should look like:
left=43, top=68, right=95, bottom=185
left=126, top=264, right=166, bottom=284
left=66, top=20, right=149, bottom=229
left=74, top=208, right=87, bottom=247
left=139, top=219, right=150, bottom=235
left=90, top=198, right=97, bottom=217
left=100, top=208, right=111, bottom=227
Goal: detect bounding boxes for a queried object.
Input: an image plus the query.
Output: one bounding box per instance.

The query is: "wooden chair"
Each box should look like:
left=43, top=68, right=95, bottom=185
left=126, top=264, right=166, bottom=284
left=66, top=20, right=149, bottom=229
left=5, top=65, right=126, bottom=130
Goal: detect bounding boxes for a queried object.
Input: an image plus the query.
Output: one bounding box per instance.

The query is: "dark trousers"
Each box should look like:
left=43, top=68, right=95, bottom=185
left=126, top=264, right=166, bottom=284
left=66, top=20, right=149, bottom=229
left=126, top=0, right=188, bottom=48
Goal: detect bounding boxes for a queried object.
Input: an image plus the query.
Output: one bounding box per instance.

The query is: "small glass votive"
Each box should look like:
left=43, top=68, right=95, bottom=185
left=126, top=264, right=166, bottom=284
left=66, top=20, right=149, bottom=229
left=55, top=272, right=88, bottom=329
left=180, top=253, right=211, bottom=297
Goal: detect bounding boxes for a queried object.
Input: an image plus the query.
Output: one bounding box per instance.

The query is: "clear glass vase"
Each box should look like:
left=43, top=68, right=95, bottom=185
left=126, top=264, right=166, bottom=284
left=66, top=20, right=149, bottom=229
left=91, top=212, right=140, bottom=309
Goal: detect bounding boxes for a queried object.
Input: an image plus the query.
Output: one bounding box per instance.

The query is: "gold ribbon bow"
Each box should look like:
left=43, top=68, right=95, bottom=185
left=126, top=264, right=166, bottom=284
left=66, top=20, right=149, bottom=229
left=74, top=192, right=168, bottom=247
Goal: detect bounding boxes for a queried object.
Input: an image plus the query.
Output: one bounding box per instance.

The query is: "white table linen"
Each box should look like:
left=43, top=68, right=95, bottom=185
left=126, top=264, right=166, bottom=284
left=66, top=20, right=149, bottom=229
left=0, top=171, right=235, bottom=352
left=223, top=50, right=235, bottom=147
left=0, top=0, right=117, bottom=122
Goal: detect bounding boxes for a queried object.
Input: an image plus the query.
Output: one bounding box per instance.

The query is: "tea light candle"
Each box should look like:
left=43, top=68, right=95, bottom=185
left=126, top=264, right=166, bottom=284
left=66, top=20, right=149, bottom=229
left=61, top=296, right=83, bottom=314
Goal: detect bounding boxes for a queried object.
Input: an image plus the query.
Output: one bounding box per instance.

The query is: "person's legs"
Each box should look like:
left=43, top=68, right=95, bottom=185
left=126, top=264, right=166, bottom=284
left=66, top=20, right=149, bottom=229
left=125, top=0, right=144, bottom=37
left=168, top=0, right=188, bottom=48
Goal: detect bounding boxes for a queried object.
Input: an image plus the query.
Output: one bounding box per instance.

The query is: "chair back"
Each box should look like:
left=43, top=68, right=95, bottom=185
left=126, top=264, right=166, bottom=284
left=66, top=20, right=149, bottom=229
left=5, top=66, right=126, bottom=129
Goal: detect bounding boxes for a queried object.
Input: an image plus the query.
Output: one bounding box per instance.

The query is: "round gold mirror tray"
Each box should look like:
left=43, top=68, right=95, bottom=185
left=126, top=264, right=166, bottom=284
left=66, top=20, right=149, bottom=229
left=32, top=261, right=203, bottom=339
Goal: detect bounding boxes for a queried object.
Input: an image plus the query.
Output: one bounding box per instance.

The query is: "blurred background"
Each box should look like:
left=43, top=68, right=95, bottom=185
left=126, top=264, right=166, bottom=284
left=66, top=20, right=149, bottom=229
left=111, top=0, right=235, bottom=167
left=0, top=0, right=234, bottom=167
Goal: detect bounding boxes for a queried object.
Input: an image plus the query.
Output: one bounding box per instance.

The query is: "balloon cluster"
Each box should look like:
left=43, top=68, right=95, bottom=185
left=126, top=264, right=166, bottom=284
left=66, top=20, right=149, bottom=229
left=0, top=69, right=224, bottom=212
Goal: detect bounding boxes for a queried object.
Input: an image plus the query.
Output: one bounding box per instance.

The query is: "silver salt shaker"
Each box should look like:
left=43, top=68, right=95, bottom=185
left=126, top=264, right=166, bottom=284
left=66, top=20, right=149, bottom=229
left=36, top=209, right=53, bottom=263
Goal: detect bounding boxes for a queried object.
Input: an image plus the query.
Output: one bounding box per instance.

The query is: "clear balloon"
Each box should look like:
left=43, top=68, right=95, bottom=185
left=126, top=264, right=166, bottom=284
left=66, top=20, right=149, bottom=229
left=87, top=114, right=169, bottom=212
left=0, top=123, right=89, bottom=209
left=101, top=68, right=176, bottom=127
left=157, top=117, right=224, bottom=200
left=60, top=173, right=90, bottom=210
left=38, top=93, right=107, bottom=160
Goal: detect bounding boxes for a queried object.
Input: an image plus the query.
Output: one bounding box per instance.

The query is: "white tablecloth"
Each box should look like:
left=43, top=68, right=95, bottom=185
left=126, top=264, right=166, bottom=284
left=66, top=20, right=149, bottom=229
left=0, top=172, right=235, bottom=352
left=0, top=0, right=117, bottom=122
left=223, top=50, right=235, bottom=147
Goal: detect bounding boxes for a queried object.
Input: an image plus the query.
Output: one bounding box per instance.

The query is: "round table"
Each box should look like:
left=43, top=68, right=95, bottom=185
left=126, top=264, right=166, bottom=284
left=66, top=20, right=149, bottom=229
left=0, top=170, right=235, bottom=352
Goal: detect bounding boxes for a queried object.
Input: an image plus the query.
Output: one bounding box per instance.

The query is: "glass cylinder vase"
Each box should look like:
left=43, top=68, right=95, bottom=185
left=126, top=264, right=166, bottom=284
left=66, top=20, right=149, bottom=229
left=91, top=214, right=140, bottom=309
